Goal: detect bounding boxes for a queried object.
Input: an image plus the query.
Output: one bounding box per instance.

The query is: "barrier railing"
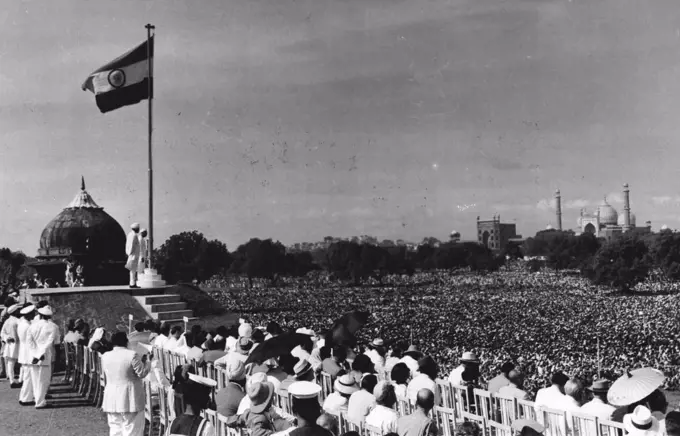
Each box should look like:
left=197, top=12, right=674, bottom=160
left=62, top=344, right=628, bottom=436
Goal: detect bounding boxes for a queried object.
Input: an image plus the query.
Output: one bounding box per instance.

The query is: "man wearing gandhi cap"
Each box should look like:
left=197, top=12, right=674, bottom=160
left=138, top=228, right=149, bottom=276
left=125, top=222, right=142, bottom=288
left=25, top=305, right=57, bottom=409
left=17, top=304, right=36, bottom=405
left=0, top=304, right=23, bottom=387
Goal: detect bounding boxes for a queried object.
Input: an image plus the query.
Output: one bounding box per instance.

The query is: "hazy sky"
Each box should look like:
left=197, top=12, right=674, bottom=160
left=2, top=0, right=680, bottom=254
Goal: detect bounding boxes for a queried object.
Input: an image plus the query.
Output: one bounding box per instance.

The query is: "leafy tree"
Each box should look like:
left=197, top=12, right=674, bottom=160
left=229, top=238, right=287, bottom=286
left=0, top=248, right=27, bottom=294
left=285, top=251, right=318, bottom=277
left=153, top=231, right=232, bottom=284
left=647, top=230, right=680, bottom=280
left=466, top=244, right=500, bottom=273
left=582, top=234, right=652, bottom=292
left=325, top=241, right=362, bottom=282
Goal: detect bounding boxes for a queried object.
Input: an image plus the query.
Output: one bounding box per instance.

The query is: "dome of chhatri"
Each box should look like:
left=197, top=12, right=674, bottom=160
left=38, top=177, right=126, bottom=261
left=597, top=197, right=618, bottom=225
left=617, top=212, right=636, bottom=227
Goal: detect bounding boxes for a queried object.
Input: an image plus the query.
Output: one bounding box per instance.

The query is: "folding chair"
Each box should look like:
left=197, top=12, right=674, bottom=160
left=541, top=407, right=567, bottom=436
left=516, top=398, right=538, bottom=421
left=433, top=406, right=458, bottom=436
left=363, top=423, right=383, bottom=436
left=143, top=380, right=161, bottom=436
left=319, top=371, right=333, bottom=403
left=157, top=385, right=172, bottom=435
left=490, top=393, right=516, bottom=426
left=570, top=410, right=598, bottom=436
left=598, top=419, right=625, bottom=436
left=436, top=379, right=456, bottom=410
left=487, top=421, right=512, bottom=436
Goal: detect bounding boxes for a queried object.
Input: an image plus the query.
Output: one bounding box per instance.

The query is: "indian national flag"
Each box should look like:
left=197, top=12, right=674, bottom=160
left=81, top=37, right=153, bottom=113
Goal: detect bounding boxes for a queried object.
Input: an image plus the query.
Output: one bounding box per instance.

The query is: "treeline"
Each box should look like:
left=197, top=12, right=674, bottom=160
left=151, top=231, right=504, bottom=285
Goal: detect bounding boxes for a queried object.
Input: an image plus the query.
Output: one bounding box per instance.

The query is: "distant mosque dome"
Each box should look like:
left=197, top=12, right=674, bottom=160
left=617, top=212, right=636, bottom=226
left=597, top=198, right=618, bottom=225
left=38, top=177, right=126, bottom=261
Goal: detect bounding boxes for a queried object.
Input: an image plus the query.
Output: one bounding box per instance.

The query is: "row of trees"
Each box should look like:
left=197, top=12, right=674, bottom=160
left=151, top=231, right=503, bottom=285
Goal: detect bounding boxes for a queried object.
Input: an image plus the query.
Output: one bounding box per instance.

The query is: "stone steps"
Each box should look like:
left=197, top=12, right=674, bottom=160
left=134, top=292, right=196, bottom=324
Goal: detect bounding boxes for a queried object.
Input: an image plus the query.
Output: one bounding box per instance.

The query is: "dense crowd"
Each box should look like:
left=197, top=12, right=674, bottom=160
left=206, top=269, right=680, bottom=395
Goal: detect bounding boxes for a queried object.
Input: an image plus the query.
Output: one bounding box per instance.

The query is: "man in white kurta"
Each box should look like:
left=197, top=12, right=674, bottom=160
left=17, top=305, right=36, bottom=405
left=126, top=223, right=141, bottom=288
left=137, top=228, right=148, bottom=276
left=26, top=305, right=58, bottom=409
left=102, top=331, right=151, bottom=436
left=0, top=304, right=22, bottom=386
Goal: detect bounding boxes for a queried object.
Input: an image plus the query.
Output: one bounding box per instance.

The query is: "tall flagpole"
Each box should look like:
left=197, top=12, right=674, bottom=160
left=146, top=24, right=155, bottom=271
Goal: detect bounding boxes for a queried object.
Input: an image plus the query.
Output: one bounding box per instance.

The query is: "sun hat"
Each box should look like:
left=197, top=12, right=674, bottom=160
left=623, top=406, right=660, bottom=436
left=7, top=304, right=22, bottom=315
left=294, top=359, right=313, bottom=379
left=587, top=379, right=611, bottom=393
left=247, top=381, right=275, bottom=414
left=368, top=338, right=385, bottom=349
left=460, top=351, right=480, bottom=363
left=188, top=373, right=218, bottom=388
left=289, top=381, right=322, bottom=400
left=334, top=374, right=359, bottom=396
left=226, top=360, right=246, bottom=381
left=403, top=345, right=423, bottom=359
left=20, top=305, right=35, bottom=315
left=131, top=223, right=140, bottom=230
left=37, top=306, right=53, bottom=316
left=235, top=337, right=254, bottom=354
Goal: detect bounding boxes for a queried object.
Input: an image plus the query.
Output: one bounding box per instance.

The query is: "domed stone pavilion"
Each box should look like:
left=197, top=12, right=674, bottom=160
left=30, top=177, right=127, bottom=286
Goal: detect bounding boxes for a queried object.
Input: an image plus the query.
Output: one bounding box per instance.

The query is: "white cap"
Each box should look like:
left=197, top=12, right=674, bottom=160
left=37, top=306, right=53, bottom=316
left=288, top=381, right=321, bottom=399
left=8, top=304, right=22, bottom=315
left=188, top=373, right=218, bottom=388
left=238, top=323, right=253, bottom=338
left=20, top=305, right=36, bottom=315
left=131, top=223, right=140, bottom=230
left=140, top=228, right=147, bottom=233
left=296, top=327, right=316, bottom=337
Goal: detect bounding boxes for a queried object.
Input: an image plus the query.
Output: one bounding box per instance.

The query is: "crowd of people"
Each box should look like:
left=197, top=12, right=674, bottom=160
left=208, top=269, right=680, bottom=394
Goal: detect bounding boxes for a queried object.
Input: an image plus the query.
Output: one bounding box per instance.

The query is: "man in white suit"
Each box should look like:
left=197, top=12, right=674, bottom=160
left=17, top=305, right=36, bottom=405
left=26, top=305, right=57, bottom=409
left=102, top=331, right=151, bottom=436
left=0, top=304, right=22, bottom=387
left=126, top=223, right=141, bottom=288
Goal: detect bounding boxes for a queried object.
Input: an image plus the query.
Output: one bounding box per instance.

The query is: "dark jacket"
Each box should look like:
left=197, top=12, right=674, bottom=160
left=216, top=382, right=246, bottom=418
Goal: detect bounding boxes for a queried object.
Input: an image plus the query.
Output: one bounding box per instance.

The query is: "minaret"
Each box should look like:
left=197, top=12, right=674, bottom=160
left=555, top=189, right=562, bottom=231
left=623, top=183, right=631, bottom=231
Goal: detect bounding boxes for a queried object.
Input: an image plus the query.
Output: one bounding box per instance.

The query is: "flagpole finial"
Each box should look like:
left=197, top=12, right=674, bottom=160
left=81, top=176, right=86, bottom=191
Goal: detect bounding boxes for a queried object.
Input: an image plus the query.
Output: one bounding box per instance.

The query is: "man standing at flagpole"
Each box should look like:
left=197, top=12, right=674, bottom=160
left=126, top=223, right=142, bottom=288
left=137, top=228, right=149, bottom=278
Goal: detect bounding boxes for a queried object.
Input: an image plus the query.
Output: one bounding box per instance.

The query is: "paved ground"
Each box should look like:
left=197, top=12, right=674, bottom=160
left=0, top=373, right=108, bottom=436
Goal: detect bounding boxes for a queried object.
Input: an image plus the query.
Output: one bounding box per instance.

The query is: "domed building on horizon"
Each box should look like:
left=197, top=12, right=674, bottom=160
left=30, top=177, right=127, bottom=286
left=555, top=184, right=651, bottom=241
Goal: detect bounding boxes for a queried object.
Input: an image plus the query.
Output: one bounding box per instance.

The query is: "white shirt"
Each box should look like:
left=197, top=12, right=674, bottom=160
left=365, top=405, right=399, bottom=434
left=399, top=356, right=419, bottom=376
left=498, top=384, right=530, bottom=400
left=580, top=398, right=616, bottom=421
left=535, top=385, right=566, bottom=412
left=165, top=336, right=179, bottom=351
left=153, top=334, right=168, bottom=349
left=364, top=349, right=385, bottom=372
left=406, top=373, right=438, bottom=405
left=323, top=392, right=348, bottom=414
left=448, top=365, right=465, bottom=386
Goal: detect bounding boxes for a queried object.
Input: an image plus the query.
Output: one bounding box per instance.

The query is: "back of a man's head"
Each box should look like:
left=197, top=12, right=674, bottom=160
left=144, top=319, right=157, bottom=332
left=361, top=374, right=378, bottom=393
left=508, top=370, right=524, bottom=387
left=500, top=361, right=515, bottom=375
left=170, top=326, right=183, bottom=337
left=111, top=331, right=128, bottom=347
left=564, top=378, right=584, bottom=402
left=415, top=388, right=435, bottom=411
left=551, top=372, right=569, bottom=387
left=134, top=322, right=145, bottom=333
left=665, top=411, right=680, bottom=436
left=160, top=322, right=171, bottom=336
left=316, top=413, right=339, bottom=436
left=333, top=345, right=347, bottom=362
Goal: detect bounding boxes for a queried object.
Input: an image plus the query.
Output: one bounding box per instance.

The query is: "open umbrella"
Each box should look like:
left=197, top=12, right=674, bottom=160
left=245, top=332, right=313, bottom=365
left=607, top=368, right=665, bottom=406
left=324, top=310, right=371, bottom=347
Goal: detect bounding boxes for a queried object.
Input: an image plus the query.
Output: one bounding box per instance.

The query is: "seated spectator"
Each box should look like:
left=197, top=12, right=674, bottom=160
left=406, top=356, right=439, bottom=406
left=390, top=363, right=410, bottom=400
left=229, top=381, right=292, bottom=436
left=534, top=371, right=569, bottom=413
left=623, top=406, right=661, bottom=436
left=323, top=346, right=348, bottom=379
left=323, top=374, right=359, bottom=414
left=166, top=372, right=217, bottom=436
left=454, top=422, right=482, bottom=436
left=347, top=374, right=378, bottom=426
left=580, top=379, right=616, bottom=421
left=365, top=381, right=399, bottom=434
left=487, top=361, right=515, bottom=394
left=199, top=339, right=227, bottom=365
left=397, top=388, right=437, bottom=436
left=664, top=411, right=680, bottom=436
left=498, top=370, right=530, bottom=400
left=385, top=345, right=404, bottom=374
left=165, top=326, right=183, bottom=351
left=153, top=322, right=171, bottom=349
left=399, top=346, right=423, bottom=377
left=349, top=354, right=375, bottom=385
left=215, top=360, right=247, bottom=418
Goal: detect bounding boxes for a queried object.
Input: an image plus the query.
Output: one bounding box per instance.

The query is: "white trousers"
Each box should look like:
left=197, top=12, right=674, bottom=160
left=5, top=358, right=19, bottom=383
left=29, top=364, right=51, bottom=407
left=107, top=411, right=145, bottom=436
left=129, top=269, right=138, bottom=286
left=19, top=365, right=34, bottom=403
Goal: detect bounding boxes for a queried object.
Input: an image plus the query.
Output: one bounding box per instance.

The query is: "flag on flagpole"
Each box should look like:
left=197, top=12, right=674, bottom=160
left=81, top=37, right=154, bottom=113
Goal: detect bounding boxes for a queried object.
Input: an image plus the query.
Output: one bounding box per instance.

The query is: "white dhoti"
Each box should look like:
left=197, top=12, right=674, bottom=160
left=30, top=364, right=51, bottom=408
left=107, top=411, right=145, bottom=436
left=5, top=357, right=19, bottom=383
left=19, top=365, right=34, bottom=403
left=126, top=256, right=140, bottom=286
